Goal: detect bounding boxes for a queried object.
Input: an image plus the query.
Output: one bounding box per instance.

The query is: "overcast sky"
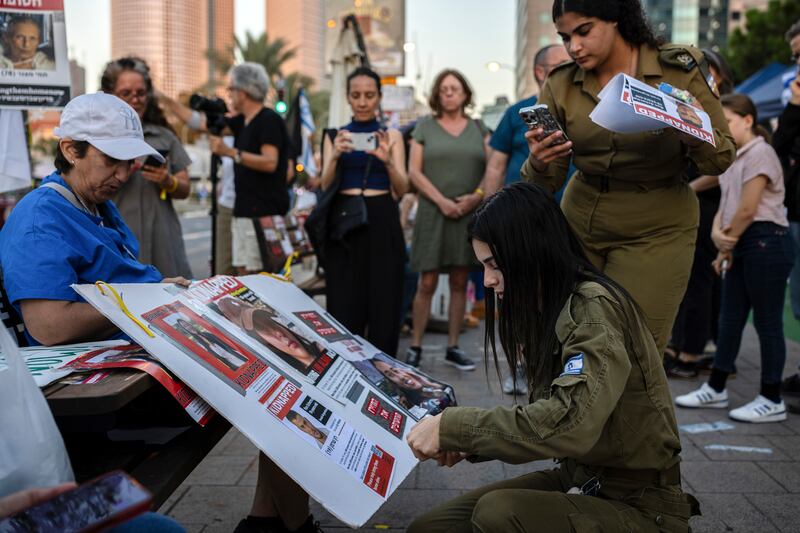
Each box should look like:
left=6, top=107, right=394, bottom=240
left=63, top=0, right=515, bottom=108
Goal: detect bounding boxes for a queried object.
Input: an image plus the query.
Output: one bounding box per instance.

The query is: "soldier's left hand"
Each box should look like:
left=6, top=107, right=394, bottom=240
left=407, top=413, right=442, bottom=461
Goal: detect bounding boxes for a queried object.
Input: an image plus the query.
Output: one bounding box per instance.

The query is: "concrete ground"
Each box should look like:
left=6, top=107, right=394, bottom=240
left=158, top=319, right=800, bottom=532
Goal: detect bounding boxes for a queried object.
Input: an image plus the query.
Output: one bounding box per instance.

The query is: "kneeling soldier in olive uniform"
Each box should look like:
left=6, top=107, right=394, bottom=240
left=407, top=184, right=698, bottom=533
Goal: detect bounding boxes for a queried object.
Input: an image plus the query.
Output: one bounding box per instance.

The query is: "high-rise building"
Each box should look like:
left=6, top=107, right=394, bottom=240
left=643, top=0, right=729, bottom=51
left=515, top=0, right=561, bottom=99
left=728, top=0, right=769, bottom=34
left=266, top=0, right=325, bottom=85
left=111, top=0, right=234, bottom=99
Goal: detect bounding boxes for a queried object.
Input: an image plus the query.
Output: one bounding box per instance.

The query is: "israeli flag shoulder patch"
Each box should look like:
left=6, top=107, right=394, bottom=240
left=561, top=354, right=584, bottom=376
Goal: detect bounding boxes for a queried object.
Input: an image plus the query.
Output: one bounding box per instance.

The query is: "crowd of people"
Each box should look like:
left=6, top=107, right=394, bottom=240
left=3, top=0, right=800, bottom=531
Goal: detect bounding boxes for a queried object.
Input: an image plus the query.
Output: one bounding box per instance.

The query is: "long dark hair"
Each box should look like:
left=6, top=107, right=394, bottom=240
left=552, top=0, right=662, bottom=48
left=467, top=183, right=637, bottom=397
left=100, top=56, right=175, bottom=133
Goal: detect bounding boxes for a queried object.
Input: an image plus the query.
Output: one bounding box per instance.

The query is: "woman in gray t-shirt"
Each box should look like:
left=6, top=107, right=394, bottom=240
left=101, top=56, right=193, bottom=278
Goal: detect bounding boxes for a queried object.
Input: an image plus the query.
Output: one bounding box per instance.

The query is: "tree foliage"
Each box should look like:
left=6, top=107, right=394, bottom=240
left=723, top=0, right=800, bottom=82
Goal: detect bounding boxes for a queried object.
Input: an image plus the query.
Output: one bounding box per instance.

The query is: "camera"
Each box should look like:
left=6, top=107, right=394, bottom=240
left=189, top=94, right=228, bottom=135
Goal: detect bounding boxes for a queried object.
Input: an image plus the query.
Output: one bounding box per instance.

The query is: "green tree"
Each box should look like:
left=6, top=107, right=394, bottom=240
left=723, top=0, right=800, bottom=82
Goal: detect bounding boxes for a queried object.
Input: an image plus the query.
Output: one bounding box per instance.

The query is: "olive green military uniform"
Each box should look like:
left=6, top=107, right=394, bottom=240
left=521, top=44, right=735, bottom=355
left=408, top=281, right=697, bottom=533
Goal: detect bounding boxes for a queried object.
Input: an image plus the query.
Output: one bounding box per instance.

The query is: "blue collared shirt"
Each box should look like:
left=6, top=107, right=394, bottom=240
left=0, top=172, right=162, bottom=345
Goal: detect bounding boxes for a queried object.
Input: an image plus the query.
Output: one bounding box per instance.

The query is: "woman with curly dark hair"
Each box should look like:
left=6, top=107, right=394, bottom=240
left=100, top=56, right=193, bottom=278
left=521, top=0, right=736, bottom=359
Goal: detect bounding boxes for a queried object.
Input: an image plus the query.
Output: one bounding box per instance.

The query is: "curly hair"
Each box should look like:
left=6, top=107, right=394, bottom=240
left=428, top=69, right=474, bottom=117
left=552, top=0, right=663, bottom=47
left=100, top=56, right=175, bottom=133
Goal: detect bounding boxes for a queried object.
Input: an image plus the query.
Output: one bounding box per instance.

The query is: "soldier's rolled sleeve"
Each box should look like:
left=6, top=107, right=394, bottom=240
left=520, top=81, right=571, bottom=194
left=685, top=67, right=735, bottom=175
left=437, top=301, right=632, bottom=464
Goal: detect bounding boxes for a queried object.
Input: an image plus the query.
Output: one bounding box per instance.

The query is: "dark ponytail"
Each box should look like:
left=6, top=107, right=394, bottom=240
left=552, top=0, right=663, bottom=47
left=720, top=94, right=771, bottom=142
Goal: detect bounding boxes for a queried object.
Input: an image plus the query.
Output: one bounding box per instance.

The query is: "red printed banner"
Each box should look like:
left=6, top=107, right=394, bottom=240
left=0, top=0, right=64, bottom=11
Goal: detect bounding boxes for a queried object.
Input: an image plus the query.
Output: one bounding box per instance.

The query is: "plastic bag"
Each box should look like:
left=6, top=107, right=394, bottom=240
left=0, top=324, right=74, bottom=497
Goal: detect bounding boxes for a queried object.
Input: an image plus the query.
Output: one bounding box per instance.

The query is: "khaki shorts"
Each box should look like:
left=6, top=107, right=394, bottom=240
left=232, top=217, right=263, bottom=272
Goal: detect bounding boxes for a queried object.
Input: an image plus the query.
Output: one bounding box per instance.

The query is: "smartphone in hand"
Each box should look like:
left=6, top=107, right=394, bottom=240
left=0, top=471, right=153, bottom=533
left=349, top=132, right=378, bottom=152
left=519, top=104, right=569, bottom=145
left=144, top=149, right=170, bottom=168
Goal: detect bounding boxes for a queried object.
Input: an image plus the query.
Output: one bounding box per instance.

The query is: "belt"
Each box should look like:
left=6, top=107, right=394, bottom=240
left=579, top=173, right=682, bottom=193
left=602, top=463, right=682, bottom=487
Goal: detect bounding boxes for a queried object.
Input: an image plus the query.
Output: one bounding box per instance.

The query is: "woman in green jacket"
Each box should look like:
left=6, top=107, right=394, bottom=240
left=407, top=183, right=696, bottom=533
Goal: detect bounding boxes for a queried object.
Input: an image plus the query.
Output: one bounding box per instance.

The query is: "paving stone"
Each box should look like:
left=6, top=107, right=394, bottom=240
left=502, top=459, right=558, bottom=479
left=221, top=430, right=260, bottom=456
left=690, top=493, right=777, bottom=532
left=686, top=434, right=789, bottom=461
left=184, top=455, right=256, bottom=485
left=157, top=483, right=190, bottom=514
left=236, top=457, right=258, bottom=486
left=179, top=523, right=206, bottom=533
left=746, top=493, right=800, bottom=532
left=757, top=461, right=800, bottom=492
left=766, top=435, right=800, bottom=460
left=678, top=437, right=709, bottom=461
left=680, top=461, right=785, bottom=493
left=167, top=485, right=254, bottom=526
left=416, top=457, right=505, bottom=490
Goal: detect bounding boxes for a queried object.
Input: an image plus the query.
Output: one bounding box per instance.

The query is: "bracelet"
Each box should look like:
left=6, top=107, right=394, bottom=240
left=474, top=187, right=485, bottom=198
left=165, top=175, right=179, bottom=193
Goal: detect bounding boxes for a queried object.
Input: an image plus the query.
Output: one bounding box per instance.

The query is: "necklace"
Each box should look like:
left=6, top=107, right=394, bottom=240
left=73, top=190, right=99, bottom=217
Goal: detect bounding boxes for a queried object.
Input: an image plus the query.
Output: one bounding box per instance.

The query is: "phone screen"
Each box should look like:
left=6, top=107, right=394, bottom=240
left=0, top=471, right=152, bottom=533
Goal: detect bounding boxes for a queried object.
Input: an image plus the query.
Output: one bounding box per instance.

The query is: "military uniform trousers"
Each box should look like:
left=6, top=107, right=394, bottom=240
left=560, top=175, right=699, bottom=355
left=408, top=462, right=693, bottom=533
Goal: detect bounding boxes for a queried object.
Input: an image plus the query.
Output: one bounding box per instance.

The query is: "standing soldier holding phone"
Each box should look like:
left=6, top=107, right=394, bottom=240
left=523, top=0, right=735, bottom=354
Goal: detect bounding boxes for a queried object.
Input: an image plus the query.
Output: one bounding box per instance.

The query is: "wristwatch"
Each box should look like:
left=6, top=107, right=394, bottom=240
left=233, top=149, right=242, bottom=164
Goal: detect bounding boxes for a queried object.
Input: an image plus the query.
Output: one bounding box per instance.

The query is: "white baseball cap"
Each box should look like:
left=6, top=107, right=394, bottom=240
left=53, top=92, right=165, bottom=163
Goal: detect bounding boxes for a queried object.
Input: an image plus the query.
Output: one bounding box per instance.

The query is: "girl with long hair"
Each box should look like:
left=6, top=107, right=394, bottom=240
left=522, top=0, right=735, bottom=359
left=407, top=183, right=696, bottom=532
left=676, top=94, right=794, bottom=423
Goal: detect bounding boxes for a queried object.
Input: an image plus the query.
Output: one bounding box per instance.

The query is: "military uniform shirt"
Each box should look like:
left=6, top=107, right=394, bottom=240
left=439, top=281, right=682, bottom=472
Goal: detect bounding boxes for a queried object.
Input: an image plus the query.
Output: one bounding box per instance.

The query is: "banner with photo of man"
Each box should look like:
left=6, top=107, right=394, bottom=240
left=0, top=0, right=70, bottom=108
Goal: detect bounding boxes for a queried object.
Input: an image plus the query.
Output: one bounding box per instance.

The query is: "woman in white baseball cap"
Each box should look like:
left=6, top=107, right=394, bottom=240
left=0, top=92, right=187, bottom=347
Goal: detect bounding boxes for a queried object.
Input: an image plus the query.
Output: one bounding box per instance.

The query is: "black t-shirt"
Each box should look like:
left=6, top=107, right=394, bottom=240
left=226, top=108, right=290, bottom=217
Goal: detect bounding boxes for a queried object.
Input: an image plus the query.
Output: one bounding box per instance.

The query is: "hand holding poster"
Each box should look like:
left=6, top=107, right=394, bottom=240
left=0, top=0, right=71, bottom=109
left=589, top=73, right=715, bottom=145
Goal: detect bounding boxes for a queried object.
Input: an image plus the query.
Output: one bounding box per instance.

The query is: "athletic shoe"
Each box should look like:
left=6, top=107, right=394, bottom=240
left=405, top=346, right=422, bottom=368
left=782, top=373, right=800, bottom=397
left=445, top=346, right=476, bottom=371
left=674, top=383, right=729, bottom=408
left=666, top=359, right=699, bottom=379
left=502, top=367, right=528, bottom=396
left=729, top=395, right=787, bottom=423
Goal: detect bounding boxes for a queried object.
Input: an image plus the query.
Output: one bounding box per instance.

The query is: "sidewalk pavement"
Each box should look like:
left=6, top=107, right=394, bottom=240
left=159, top=318, right=800, bottom=532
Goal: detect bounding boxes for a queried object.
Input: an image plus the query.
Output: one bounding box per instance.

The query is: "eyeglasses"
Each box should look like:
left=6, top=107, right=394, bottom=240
left=117, top=89, right=147, bottom=101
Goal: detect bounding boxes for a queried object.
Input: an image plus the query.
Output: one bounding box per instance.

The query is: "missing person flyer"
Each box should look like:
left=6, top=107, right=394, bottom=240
left=262, top=378, right=395, bottom=498
left=0, top=0, right=71, bottom=108
left=173, top=276, right=361, bottom=405
left=65, top=344, right=215, bottom=426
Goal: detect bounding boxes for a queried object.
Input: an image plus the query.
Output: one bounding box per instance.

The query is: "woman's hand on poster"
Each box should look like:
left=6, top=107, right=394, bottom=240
left=712, top=251, right=732, bottom=276
left=367, top=130, right=394, bottom=164
left=712, top=224, right=737, bottom=252
left=332, top=130, right=354, bottom=160
left=163, top=277, right=191, bottom=287
left=524, top=128, right=572, bottom=172
left=438, top=197, right=463, bottom=219
left=406, top=413, right=442, bottom=461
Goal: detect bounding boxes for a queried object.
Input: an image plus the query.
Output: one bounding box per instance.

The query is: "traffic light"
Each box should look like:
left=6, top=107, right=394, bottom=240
left=275, top=80, right=287, bottom=114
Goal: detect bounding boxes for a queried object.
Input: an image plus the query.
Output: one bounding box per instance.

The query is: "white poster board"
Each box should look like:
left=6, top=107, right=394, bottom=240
left=74, top=275, right=449, bottom=527
left=0, top=0, right=71, bottom=109
left=590, top=73, right=715, bottom=145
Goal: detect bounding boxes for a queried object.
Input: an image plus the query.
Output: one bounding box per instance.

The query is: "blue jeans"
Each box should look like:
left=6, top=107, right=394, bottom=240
left=713, top=222, right=795, bottom=385
left=789, top=221, right=800, bottom=320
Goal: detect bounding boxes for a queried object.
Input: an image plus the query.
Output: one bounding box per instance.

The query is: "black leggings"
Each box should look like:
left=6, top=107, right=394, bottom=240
left=325, top=194, right=406, bottom=356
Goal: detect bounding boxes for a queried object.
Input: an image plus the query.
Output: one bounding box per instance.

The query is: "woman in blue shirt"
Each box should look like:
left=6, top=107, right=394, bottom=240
left=0, top=93, right=187, bottom=346
left=319, top=66, right=410, bottom=356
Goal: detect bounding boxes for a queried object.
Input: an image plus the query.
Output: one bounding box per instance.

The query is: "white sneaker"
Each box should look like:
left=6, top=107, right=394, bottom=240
left=729, top=395, right=787, bottom=423
left=675, top=383, right=729, bottom=408
left=501, top=367, right=528, bottom=396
